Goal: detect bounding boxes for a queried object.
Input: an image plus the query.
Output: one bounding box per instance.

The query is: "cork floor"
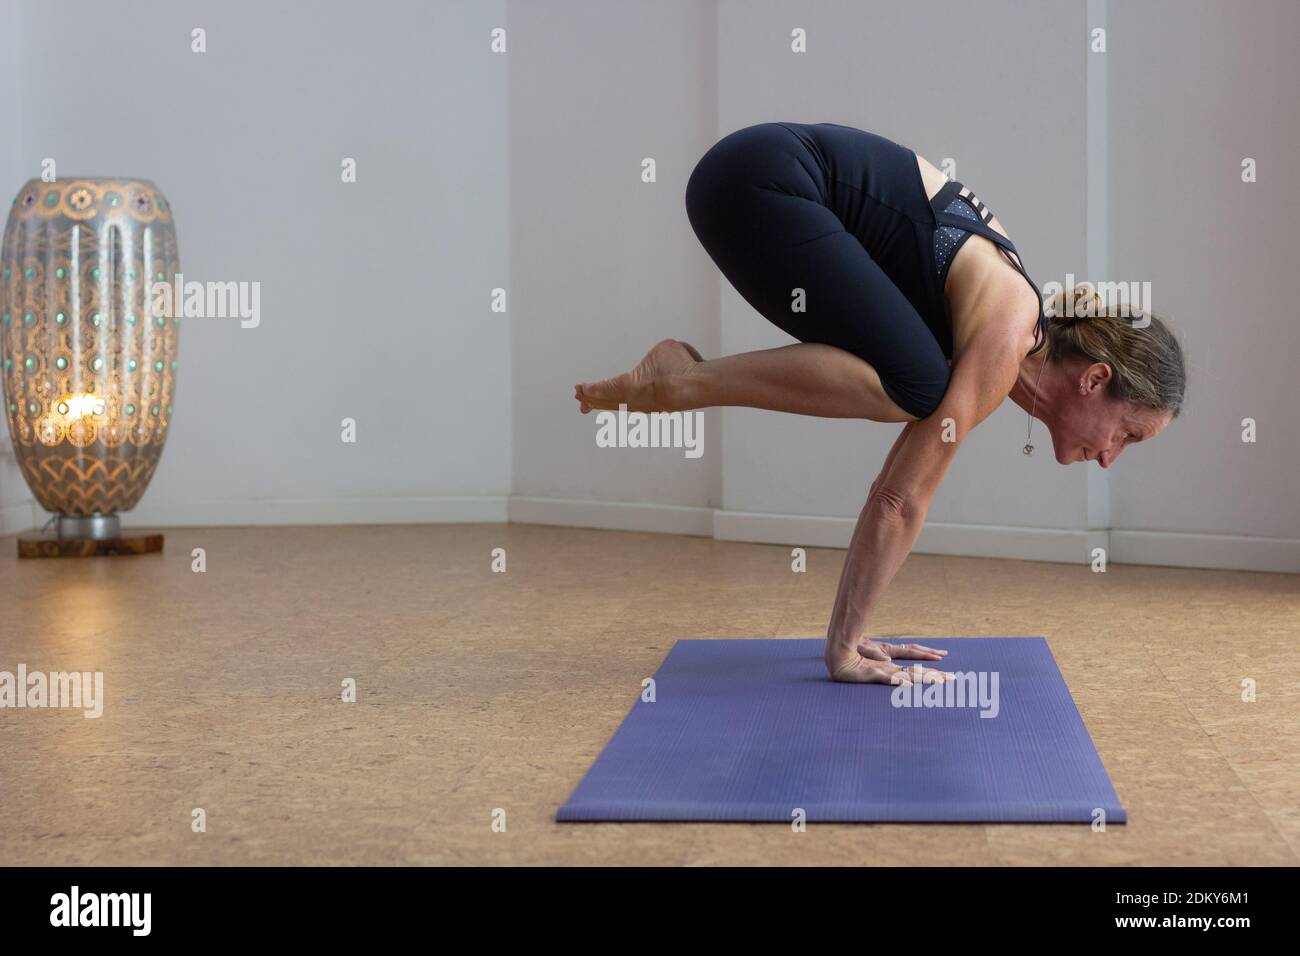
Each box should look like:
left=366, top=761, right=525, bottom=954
left=1, top=522, right=1297, bottom=866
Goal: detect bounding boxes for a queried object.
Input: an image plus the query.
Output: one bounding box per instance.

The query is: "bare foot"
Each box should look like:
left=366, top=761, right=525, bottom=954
left=574, top=339, right=703, bottom=414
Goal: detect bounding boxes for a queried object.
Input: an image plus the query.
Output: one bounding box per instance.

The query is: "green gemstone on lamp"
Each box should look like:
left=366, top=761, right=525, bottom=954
left=27, top=402, right=37, bottom=413
left=92, top=313, right=103, bottom=326
left=56, top=312, right=66, bottom=324
left=3, top=359, right=10, bottom=370
left=24, top=268, right=34, bottom=278
left=125, top=403, right=135, bottom=415
left=166, top=405, right=173, bottom=415
left=156, top=316, right=165, bottom=327
left=128, top=270, right=137, bottom=280
left=55, top=267, right=66, bottom=279
left=156, top=271, right=164, bottom=280
left=23, top=312, right=33, bottom=324
left=91, top=267, right=101, bottom=279
left=170, top=361, right=178, bottom=370
left=128, top=359, right=137, bottom=371
left=1, top=313, right=8, bottom=324
left=24, top=358, right=34, bottom=369
left=154, top=360, right=164, bottom=372
left=92, top=357, right=104, bottom=371
left=150, top=405, right=159, bottom=416
left=44, top=192, right=57, bottom=205
left=2, top=269, right=8, bottom=278
left=126, top=314, right=136, bottom=325
left=55, top=357, right=68, bottom=369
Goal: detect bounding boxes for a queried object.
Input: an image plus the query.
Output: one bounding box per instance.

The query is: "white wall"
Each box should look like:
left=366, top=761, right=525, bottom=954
left=504, top=0, right=1289, bottom=567
left=508, top=0, right=722, bottom=529
left=508, top=0, right=1295, bottom=573
left=9, top=0, right=511, bottom=528
left=505, top=0, right=1095, bottom=556
left=712, top=0, right=1093, bottom=562
left=4, top=0, right=1292, bottom=573
left=1106, top=0, right=1300, bottom=571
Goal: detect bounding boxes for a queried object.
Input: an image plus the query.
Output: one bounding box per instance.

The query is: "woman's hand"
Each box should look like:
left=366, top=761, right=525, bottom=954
left=824, top=639, right=954, bottom=685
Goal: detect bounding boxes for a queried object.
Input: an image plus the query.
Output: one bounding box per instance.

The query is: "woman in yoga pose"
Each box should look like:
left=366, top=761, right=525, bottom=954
left=574, top=122, right=1186, bottom=686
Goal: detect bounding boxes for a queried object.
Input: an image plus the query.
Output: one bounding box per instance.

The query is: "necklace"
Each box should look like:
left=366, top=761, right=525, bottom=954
left=1023, top=352, right=1049, bottom=456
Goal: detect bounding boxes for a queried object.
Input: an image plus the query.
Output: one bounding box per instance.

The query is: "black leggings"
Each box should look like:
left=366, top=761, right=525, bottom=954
left=684, top=122, right=952, bottom=419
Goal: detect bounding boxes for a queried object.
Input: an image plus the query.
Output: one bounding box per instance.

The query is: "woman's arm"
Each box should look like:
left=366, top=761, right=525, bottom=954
left=825, top=329, right=1023, bottom=682
left=868, top=420, right=915, bottom=500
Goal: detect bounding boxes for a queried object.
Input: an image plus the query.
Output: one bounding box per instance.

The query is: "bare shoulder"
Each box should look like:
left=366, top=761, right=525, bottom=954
left=914, top=153, right=949, bottom=202
left=952, top=270, right=1041, bottom=363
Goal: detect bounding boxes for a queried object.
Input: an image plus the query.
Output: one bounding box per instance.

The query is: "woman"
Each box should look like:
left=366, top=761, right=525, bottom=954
left=574, top=122, right=1186, bottom=686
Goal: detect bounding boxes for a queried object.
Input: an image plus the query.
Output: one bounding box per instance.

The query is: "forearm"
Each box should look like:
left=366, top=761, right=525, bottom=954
left=825, top=492, right=927, bottom=654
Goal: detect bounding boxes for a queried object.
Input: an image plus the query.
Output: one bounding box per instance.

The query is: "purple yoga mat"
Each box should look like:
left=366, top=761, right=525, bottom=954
left=557, top=638, right=1126, bottom=823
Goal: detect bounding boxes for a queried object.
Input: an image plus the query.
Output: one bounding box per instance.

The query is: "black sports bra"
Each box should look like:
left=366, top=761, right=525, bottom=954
left=930, top=179, right=1048, bottom=357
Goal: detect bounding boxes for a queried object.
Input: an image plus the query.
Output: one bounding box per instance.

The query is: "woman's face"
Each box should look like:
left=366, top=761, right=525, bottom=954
left=1045, top=364, right=1174, bottom=468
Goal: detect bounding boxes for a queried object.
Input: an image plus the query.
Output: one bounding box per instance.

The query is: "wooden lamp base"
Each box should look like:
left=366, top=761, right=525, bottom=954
left=17, top=522, right=164, bottom=558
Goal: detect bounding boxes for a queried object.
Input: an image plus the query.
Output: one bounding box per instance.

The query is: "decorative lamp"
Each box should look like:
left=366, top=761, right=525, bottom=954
left=1, top=178, right=179, bottom=557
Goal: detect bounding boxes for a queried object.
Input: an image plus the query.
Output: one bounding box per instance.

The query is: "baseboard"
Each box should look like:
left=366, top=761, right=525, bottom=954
left=12, top=489, right=1295, bottom=574
left=714, top=509, right=1106, bottom=566
left=509, top=495, right=714, bottom=536
left=508, top=496, right=1297, bottom=574
left=111, top=494, right=510, bottom=528
left=1110, top=529, right=1300, bottom=575
left=0, top=498, right=37, bottom=535
left=509, top=496, right=1099, bottom=565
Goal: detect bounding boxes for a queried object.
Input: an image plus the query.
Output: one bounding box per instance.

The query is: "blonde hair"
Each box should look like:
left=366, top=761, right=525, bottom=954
left=1042, top=285, right=1185, bottom=418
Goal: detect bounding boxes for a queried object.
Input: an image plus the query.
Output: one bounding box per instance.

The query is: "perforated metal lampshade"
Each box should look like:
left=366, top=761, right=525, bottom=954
left=1, top=178, right=180, bottom=539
